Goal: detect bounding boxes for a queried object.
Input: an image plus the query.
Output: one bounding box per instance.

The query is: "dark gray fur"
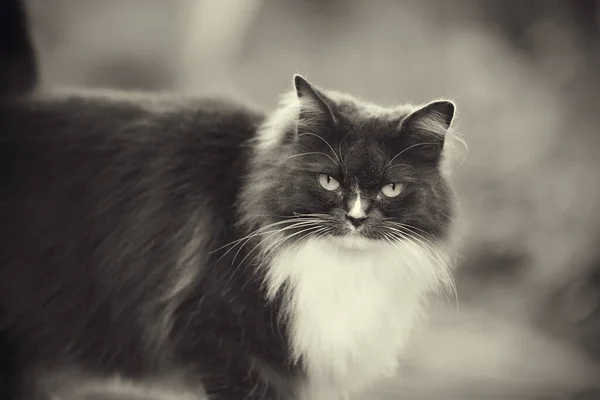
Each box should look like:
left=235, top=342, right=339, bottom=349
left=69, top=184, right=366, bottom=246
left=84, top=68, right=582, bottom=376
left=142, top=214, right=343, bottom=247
left=0, top=3, right=456, bottom=398
left=0, top=83, right=455, bottom=399
left=0, top=91, right=295, bottom=399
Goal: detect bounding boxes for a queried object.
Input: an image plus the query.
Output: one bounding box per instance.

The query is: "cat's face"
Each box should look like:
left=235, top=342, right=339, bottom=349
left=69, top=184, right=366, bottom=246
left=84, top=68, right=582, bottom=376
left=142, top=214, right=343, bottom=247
left=247, top=76, right=455, bottom=251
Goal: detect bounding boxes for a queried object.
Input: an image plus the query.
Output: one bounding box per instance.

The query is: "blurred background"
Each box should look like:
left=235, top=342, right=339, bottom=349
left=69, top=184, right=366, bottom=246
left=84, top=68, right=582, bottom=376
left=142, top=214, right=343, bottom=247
left=23, top=0, right=600, bottom=398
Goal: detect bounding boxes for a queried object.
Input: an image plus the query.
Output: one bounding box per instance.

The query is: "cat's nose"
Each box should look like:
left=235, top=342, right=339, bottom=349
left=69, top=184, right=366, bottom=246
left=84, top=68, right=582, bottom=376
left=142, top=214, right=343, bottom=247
left=346, top=215, right=368, bottom=228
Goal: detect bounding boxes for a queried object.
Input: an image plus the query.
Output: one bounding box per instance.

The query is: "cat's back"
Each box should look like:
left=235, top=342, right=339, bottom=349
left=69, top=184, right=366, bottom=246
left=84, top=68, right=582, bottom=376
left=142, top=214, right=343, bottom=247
left=0, top=88, right=264, bottom=169
left=0, top=89, right=264, bottom=381
left=0, top=87, right=265, bottom=282
left=0, top=88, right=264, bottom=214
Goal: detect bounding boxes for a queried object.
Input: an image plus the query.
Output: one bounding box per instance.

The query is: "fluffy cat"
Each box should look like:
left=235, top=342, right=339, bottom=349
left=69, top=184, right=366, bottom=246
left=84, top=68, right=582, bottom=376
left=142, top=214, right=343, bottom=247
left=0, top=76, right=457, bottom=399
left=0, top=4, right=459, bottom=398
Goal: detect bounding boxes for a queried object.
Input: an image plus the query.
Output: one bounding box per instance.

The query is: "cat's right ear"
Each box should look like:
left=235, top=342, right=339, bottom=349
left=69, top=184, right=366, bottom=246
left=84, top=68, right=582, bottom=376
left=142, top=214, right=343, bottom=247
left=292, top=75, right=336, bottom=136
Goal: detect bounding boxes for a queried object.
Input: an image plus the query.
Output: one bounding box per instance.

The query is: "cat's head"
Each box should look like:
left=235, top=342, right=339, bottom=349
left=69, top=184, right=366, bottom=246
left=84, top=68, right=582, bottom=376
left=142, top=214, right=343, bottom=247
left=241, top=75, right=457, bottom=253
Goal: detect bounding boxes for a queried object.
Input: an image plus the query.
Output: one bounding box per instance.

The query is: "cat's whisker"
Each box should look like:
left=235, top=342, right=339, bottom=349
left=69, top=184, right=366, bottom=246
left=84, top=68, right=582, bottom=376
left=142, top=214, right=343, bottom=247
left=400, top=236, right=449, bottom=296
left=244, top=237, right=291, bottom=291
left=378, top=231, right=420, bottom=284
left=261, top=224, right=331, bottom=261
left=244, top=226, right=330, bottom=292
left=384, top=222, right=452, bottom=272
left=378, top=232, right=415, bottom=283
left=246, top=213, right=332, bottom=220
left=298, top=132, right=342, bottom=167
left=403, top=234, right=456, bottom=300
left=287, top=151, right=339, bottom=167
left=446, top=129, right=469, bottom=166
left=380, top=230, right=443, bottom=308
left=210, top=218, right=325, bottom=255
left=210, top=219, right=296, bottom=254
left=230, top=220, right=325, bottom=269
left=384, top=164, right=419, bottom=177
left=210, top=219, right=327, bottom=277
left=337, top=133, right=350, bottom=174
left=232, top=222, right=323, bottom=271
left=383, top=225, right=458, bottom=311
left=397, top=227, right=453, bottom=289
left=439, top=211, right=455, bottom=222
left=229, top=220, right=332, bottom=289
left=385, top=224, right=440, bottom=256
left=313, top=229, right=333, bottom=242
left=255, top=226, right=329, bottom=269
left=407, top=239, right=454, bottom=306
left=291, top=213, right=333, bottom=219
left=382, top=142, right=443, bottom=173
left=382, top=220, right=438, bottom=242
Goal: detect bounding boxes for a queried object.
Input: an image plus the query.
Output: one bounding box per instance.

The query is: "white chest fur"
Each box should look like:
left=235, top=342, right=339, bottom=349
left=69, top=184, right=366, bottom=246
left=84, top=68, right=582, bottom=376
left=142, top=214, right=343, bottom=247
left=263, top=238, right=449, bottom=399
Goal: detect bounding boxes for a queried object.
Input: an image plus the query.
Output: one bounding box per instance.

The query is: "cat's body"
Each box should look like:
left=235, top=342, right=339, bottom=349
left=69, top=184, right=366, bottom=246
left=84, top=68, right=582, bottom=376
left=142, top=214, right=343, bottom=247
left=0, top=80, right=458, bottom=400
left=0, top=90, right=285, bottom=399
left=0, top=4, right=459, bottom=398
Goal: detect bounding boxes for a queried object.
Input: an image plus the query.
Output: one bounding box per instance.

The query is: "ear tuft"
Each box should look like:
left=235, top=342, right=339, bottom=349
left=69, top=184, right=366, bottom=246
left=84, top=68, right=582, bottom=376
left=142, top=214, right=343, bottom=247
left=293, top=74, right=324, bottom=104
left=399, top=100, right=457, bottom=164
left=293, top=74, right=311, bottom=97
left=290, top=74, right=335, bottom=132
left=423, top=100, right=455, bottom=130
left=408, top=100, right=455, bottom=135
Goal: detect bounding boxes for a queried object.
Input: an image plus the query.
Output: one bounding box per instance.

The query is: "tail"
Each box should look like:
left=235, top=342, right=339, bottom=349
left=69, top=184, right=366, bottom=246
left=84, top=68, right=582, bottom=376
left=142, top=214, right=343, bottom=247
left=0, top=0, right=38, bottom=97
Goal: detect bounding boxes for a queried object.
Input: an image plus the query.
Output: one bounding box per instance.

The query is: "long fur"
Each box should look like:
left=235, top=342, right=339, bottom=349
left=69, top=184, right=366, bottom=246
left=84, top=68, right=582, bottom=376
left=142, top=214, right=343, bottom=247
left=265, top=238, right=450, bottom=399
left=239, top=78, right=458, bottom=399
left=0, top=24, right=459, bottom=395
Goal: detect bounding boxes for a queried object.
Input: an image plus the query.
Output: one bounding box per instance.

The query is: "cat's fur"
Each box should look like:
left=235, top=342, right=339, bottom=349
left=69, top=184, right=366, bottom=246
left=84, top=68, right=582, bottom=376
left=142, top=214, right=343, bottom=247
left=35, top=370, right=206, bottom=400
left=0, top=80, right=457, bottom=400
left=0, top=3, right=459, bottom=398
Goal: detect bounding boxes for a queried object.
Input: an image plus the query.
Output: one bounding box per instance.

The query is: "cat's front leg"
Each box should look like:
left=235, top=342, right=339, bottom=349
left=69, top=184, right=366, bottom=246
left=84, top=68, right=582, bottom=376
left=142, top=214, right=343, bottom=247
left=180, top=344, right=294, bottom=400
left=199, top=366, right=291, bottom=400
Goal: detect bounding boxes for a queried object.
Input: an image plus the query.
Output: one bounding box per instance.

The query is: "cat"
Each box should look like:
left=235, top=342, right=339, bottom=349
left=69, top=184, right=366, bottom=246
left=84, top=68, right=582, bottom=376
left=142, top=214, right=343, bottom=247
left=0, top=2, right=460, bottom=399
left=0, top=76, right=457, bottom=400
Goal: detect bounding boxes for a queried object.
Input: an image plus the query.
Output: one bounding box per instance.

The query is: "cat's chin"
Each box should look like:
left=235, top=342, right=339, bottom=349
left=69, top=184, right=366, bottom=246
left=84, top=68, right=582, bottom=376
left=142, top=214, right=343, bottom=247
left=331, top=233, right=380, bottom=251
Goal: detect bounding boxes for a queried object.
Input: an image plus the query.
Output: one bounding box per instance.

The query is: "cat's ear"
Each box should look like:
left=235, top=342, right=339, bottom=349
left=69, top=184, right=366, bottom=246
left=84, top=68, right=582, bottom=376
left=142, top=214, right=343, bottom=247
left=293, top=74, right=335, bottom=132
left=399, top=100, right=455, bottom=163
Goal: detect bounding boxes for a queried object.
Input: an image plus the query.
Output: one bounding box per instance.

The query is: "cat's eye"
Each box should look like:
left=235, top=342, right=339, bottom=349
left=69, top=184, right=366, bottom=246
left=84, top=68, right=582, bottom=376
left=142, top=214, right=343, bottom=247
left=317, top=173, right=340, bottom=191
left=381, top=183, right=404, bottom=198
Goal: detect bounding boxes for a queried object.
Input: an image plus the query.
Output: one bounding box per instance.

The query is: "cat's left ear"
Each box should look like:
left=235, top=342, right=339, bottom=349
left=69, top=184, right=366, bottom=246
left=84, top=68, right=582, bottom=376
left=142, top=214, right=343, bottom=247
left=399, top=100, right=456, bottom=163
left=293, top=75, right=336, bottom=131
